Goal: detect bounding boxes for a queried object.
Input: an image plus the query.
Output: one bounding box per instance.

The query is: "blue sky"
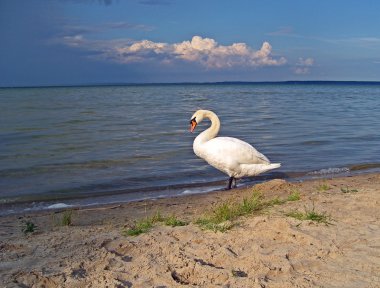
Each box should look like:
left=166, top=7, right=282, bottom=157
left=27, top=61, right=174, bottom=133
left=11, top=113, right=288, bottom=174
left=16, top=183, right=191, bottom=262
left=1, top=0, right=380, bottom=86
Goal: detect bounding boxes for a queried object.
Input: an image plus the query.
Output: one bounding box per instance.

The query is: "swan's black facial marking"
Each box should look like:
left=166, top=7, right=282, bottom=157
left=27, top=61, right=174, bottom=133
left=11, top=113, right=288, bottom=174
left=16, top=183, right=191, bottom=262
left=189, top=117, right=197, bottom=132
left=190, top=117, right=197, bottom=124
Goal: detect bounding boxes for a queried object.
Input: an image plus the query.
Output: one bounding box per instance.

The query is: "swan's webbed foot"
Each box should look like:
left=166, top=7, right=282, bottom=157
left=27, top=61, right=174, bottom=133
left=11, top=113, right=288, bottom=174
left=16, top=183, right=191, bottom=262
left=227, top=177, right=237, bottom=190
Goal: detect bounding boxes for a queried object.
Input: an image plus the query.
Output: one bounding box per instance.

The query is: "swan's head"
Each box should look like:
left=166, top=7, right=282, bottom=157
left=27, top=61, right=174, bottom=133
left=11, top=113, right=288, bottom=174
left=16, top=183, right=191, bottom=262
left=189, top=110, right=206, bottom=133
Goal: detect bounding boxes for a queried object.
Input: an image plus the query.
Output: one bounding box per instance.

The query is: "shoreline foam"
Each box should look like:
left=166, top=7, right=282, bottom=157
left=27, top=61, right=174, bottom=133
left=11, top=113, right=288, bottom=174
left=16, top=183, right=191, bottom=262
left=2, top=164, right=380, bottom=217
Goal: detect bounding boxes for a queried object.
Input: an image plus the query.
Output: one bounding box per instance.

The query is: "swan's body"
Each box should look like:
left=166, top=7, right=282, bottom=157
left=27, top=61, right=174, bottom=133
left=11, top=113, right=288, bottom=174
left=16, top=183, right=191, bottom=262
left=190, top=110, right=280, bottom=189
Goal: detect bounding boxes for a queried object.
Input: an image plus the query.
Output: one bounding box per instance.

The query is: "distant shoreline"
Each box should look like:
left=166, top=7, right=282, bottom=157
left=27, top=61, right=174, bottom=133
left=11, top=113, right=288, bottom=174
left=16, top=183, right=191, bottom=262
left=2, top=80, right=380, bottom=89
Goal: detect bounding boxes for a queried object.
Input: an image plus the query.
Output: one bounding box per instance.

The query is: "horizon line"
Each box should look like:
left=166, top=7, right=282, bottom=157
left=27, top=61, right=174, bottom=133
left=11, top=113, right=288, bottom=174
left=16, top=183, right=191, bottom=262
left=1, top=80, right=380, bottom=89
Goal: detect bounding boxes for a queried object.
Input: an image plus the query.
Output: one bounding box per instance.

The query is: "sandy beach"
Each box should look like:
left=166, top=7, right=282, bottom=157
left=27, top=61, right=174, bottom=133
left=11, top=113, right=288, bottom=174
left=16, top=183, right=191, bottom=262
left=1, top=173, right=379, bottom=287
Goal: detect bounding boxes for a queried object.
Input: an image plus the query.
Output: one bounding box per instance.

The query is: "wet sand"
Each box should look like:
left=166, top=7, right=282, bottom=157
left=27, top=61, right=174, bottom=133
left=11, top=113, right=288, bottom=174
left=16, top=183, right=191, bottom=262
left=1, top=173, right=380, bottom=287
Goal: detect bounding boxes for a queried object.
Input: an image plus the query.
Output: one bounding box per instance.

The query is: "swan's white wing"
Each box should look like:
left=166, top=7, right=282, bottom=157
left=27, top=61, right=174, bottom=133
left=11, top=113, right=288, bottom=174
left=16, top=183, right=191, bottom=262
left=203, top=136, right=270, bottom=165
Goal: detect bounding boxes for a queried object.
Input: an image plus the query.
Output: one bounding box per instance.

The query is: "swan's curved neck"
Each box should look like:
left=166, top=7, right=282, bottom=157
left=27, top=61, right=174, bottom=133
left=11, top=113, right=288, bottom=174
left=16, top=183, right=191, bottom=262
left=196, top=110, right=220, bottom=143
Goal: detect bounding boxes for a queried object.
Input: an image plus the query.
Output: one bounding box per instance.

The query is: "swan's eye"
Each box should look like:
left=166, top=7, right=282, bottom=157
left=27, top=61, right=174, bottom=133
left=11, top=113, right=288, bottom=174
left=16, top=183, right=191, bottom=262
left=189, top=117, right=196, bottom=124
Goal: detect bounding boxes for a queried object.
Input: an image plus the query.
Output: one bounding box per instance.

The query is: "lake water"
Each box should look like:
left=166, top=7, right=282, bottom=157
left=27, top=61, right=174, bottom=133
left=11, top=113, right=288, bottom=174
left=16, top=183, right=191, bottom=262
left=1, top=82, right=380, bottom=215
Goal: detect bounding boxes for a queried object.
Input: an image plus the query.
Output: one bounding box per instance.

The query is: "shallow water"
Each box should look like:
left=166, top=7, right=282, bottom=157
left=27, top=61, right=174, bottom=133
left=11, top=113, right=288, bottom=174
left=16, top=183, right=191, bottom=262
left=1, top=83, right=380, bottom=214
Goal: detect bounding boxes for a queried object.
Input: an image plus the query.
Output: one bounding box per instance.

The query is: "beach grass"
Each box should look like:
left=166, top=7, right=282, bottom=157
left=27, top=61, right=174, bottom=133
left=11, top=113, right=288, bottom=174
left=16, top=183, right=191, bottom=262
left=150, top=210, right=165, bottom=222
left=164, top=215, right=188, bottom=227
left=195, top=190, right=290, bottom=232
left=124, top=186, right=304, bottom=235
left=123, top=211, right=188, bottom=236
left=317, top=182, right=331, bottom=192
left=341, top=186, right=358, bottom=193
left=21, top=220, right=37, bottom=235
left=61, top=210, right=73, bottom=226
left=124, top=218, right=155, bottom=236
left=52, top=210, right=75, bottom=226
left=285, top=204, right=332, bottom=225
left=287, top=190, right=301, bottom=201
left=267, top=196, right=287, bottom=206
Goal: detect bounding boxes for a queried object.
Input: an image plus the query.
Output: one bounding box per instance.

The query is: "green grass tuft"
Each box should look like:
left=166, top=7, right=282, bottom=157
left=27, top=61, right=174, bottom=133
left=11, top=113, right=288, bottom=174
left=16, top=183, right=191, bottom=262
left=164, top=215, right=187, bottom=227
left=195, top=190, right=288, bottom=232
left=123, top=218, right=154, bottom=236
left=341, top=186, right=358, bottom=193
left=317, top=182, right=331, bottom=192
left=151, top=211, right=165, bottom=222
left=213, top=203, right=235, bottom=222
left=285, top=210, right=305, bottom=220
left=61, top=210, right=73, bottom=226
left=22, top=220, right=37, bottom=235
left=195, top=218, right=234, bottom=233
left=285, top=204, right=332, bottom=225
left=267, top=196, right=287, bottom=206
left=122, top=211, right=188, bottom=236
left=287, top=190, right=301, bottom=201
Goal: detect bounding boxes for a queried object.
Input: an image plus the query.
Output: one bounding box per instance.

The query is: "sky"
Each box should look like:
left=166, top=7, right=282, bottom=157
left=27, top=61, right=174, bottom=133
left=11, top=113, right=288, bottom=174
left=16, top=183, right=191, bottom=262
left=1, top=0, right=380, bottom=86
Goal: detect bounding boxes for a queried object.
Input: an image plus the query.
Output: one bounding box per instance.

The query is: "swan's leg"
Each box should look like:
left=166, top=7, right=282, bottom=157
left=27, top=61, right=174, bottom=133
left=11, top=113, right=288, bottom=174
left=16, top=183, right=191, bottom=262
left=227, top=177, right=235, bottom=190
left=232, top=178, right=237, bottom=188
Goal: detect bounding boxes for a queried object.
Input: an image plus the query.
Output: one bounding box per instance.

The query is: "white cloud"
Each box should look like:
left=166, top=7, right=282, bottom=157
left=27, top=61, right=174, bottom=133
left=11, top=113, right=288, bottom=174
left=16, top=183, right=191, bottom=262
left=59, top=35, right=287, bottom=69
left=173, top=38, right=287, bottom=68
left=63, top=34, right=85, bottom=47
left=298, top=57, right=314, bottom=66
left=294, top=57, right=314, bottom=75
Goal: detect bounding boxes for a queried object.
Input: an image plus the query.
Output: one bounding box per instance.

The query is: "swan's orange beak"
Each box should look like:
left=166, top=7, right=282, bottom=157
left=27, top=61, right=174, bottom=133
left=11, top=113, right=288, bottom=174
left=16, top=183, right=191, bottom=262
left=190, top=118, right=197, bottom=133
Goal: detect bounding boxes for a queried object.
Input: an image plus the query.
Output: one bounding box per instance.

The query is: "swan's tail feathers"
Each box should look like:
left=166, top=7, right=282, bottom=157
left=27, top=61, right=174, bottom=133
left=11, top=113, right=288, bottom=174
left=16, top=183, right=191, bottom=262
left=270, top=163, right=281, bottom=169
left=260, top=163, right=281, bottom=174
left=240, top=163, right=281, bottom=177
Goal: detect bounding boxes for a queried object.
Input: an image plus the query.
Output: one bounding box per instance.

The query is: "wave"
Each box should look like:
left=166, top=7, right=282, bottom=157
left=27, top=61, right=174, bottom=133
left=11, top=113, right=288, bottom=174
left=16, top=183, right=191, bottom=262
left=180, top=186, right=219, bottom=195
left=307, top=167, right=350, bottom=176
left=46, top=203, right=73, bottom=209
left=306, top=162, right=380, bottom=177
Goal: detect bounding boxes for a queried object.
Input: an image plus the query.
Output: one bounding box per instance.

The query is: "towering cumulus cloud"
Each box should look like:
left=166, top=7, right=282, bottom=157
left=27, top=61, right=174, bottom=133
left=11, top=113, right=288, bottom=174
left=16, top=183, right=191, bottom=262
left=172, top=36, right=286, bottom=68
left=120, top=36, right=286, bottom=68
left=62, top=35, right=287, bottom=69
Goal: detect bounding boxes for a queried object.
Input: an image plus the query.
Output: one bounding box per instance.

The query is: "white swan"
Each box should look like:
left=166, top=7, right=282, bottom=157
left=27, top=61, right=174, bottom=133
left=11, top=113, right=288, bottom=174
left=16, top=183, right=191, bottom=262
left=190, top=109, right=281, bottom=189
